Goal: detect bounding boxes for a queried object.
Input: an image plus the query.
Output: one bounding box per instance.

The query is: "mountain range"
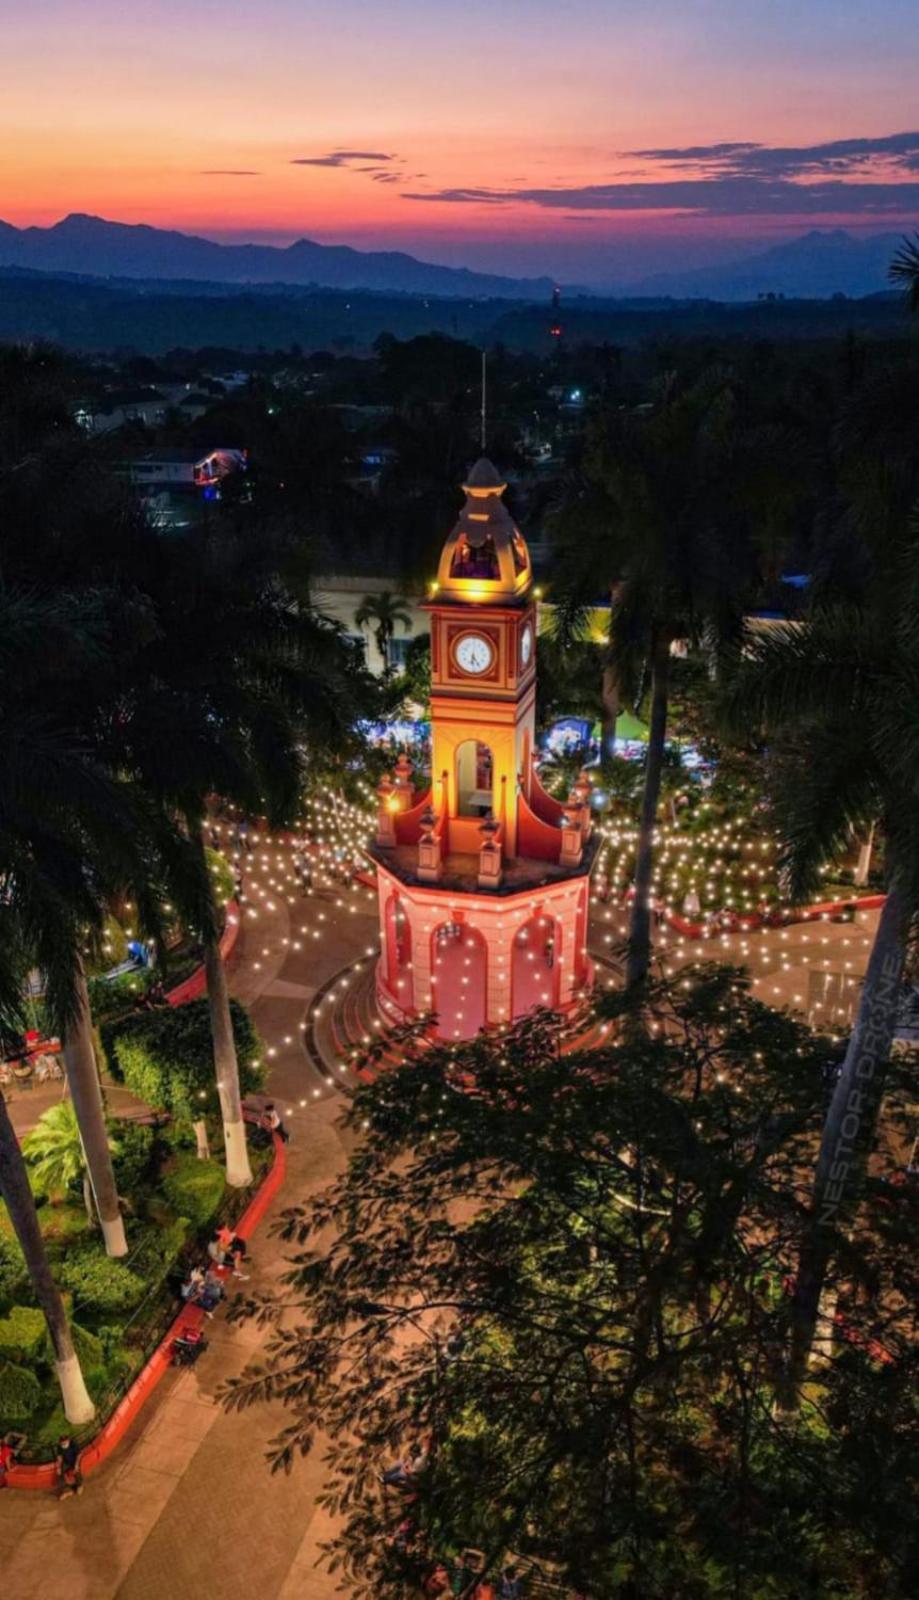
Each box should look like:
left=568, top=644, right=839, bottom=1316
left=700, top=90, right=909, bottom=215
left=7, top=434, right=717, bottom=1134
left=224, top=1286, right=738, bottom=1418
left=0, top=214, right=556, bottom=301
left=0, top=215, right=913, bottom=308
left=623, top=229, right=912, bottom=302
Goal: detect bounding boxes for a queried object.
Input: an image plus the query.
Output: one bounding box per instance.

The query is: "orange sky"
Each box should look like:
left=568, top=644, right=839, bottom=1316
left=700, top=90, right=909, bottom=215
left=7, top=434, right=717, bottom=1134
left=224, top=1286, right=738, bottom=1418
left=3, top=0, right=918, bottom=277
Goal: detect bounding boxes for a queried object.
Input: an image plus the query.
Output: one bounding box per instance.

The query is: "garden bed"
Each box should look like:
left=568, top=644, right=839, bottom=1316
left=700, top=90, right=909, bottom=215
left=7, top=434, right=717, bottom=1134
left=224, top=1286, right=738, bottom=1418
left=0, top=1117, right=273, bottom=1465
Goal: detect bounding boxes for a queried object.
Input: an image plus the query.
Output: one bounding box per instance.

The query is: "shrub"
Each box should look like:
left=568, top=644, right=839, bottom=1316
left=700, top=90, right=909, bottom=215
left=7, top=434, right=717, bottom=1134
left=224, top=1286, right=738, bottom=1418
left=40, top=1205, right=92, bottom=1255
left=0, top=1234, right=27, bottom=1311
left=0, top=1305, right=46, bottom=1363
left=0, top=1361, right=43, bottom=1421
left=65, top=1320, right=104, bottom=1372
left=101, top=997, right=265, bottom=1123
left=162, top=1154, right=225, bottom=1229
left=111, top=1122, right=156, bottom=1196
left=58, top=1250, right=146, bottom=1315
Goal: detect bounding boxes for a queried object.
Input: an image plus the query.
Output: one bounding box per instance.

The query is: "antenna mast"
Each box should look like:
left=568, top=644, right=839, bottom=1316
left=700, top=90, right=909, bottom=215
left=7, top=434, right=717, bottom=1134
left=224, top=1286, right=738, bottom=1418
left=480, top=350, right=487, bottom=451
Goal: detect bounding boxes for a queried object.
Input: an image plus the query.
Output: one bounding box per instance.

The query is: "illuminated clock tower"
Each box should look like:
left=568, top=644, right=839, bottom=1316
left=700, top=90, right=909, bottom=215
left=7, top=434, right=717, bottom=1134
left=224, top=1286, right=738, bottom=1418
left=370, top=459, right=596, bottom=1041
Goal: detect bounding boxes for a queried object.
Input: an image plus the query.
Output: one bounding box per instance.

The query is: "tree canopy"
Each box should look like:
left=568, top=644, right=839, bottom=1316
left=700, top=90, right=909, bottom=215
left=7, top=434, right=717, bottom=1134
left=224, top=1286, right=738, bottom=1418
left=223, top=971, right=919, bottom=1599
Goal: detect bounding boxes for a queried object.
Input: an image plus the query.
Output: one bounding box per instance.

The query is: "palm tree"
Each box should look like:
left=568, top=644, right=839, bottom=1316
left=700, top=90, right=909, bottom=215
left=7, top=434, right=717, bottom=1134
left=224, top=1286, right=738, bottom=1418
left=889, top=233, right=919, bottom=313
left=722, top=602, right=919, bottom=1404
left=550, top=373, right=789, bottom=987
left=355, top=591, right=413, bottom=675
left=0, top=587, right=162, bottom=1258
left=0, top=1091, right=95, bottom=1424
left=97, top=527, right=375, bottom=1187
left=23, top=1101, right=118, bottom=1224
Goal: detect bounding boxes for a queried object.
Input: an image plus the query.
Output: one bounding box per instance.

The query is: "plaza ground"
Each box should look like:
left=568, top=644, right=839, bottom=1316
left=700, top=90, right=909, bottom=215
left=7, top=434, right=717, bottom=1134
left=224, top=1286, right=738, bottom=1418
left=0, top=837, right=880, bottom=1599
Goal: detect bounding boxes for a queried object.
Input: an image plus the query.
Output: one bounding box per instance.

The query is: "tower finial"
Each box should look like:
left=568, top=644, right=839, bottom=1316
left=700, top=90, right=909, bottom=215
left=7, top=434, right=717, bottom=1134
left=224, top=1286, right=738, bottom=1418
left=480, top=349, right=487, bottom=452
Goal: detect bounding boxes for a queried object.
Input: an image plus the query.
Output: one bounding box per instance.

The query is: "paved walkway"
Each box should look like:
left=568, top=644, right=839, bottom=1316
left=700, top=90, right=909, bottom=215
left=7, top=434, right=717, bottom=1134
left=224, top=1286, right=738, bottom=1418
left=2, top=838, right=380, bottom=1600
left=1, top=838, right=882, bottom=1598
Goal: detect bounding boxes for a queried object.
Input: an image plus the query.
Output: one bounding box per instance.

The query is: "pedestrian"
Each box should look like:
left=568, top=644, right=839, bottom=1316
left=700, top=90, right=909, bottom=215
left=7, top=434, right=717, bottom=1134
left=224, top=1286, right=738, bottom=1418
left=261, top=1102, right=290, bottom=1143
left=214, top=1223, right=250, bottom=1277
left=54, top=1434, right=83, bottom=1498
left=0, top=1431, right=23, bottom=1488
left=499, top=1565, right=524, bottom=1598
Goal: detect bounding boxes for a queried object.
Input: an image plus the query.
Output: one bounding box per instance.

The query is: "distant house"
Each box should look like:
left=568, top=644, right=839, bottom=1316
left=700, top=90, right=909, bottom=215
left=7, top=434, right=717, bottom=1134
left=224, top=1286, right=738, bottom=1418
left=75, top=387, right=169, bottom=433
left=74, top=382, right=217, bottom=433
left=118, top=446, right=247, bottom=529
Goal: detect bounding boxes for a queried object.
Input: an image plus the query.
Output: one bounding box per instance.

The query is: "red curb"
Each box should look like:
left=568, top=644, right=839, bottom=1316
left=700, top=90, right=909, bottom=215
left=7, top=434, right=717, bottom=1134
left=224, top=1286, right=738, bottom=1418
left=661, top=892, right=886, bottom=941
left=6, top=1123, right=285, bottom=1492
left=166, top=901, right=241, bottom=1007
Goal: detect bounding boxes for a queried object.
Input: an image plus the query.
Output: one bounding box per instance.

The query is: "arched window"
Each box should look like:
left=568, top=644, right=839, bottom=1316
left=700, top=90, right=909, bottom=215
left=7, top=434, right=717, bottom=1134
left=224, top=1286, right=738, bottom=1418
left=385, top=894, right=413, bottom=1003
left=450, top=534, right=500, bottom=581
left=430, top=921, right=487, bottom=1039
left=456, top=739, right=493, bottom=817
left=511, top=912, right=561, bottom=1017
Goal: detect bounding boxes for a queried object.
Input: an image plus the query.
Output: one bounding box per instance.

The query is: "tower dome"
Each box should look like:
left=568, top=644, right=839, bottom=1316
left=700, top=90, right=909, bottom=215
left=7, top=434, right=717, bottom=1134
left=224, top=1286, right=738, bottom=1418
left=434, top=458, right=532, bottom=604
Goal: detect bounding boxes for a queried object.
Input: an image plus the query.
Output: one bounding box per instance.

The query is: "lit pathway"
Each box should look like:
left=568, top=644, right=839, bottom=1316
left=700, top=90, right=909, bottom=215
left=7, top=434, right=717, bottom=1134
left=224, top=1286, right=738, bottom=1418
left=1, top=835, right=880, bottom=1598
left=1, top=833, right=379, bottom=1600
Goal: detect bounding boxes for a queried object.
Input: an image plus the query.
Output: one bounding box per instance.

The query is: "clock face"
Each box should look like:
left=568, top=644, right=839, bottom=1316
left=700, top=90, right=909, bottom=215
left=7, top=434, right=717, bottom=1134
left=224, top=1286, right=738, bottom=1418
left=455, top=633, right=494, bottom=675
left=520, top=624, right=533, bottom=667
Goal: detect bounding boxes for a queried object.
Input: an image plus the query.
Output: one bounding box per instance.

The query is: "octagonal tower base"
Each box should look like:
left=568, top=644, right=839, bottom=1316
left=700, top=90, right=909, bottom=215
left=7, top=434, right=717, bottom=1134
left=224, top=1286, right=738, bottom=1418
left=374, top=855, right=593, bottom=1041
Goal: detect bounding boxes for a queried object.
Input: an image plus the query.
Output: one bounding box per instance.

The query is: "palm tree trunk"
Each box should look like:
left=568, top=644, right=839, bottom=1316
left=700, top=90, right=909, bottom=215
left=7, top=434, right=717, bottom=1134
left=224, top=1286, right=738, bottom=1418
left=854, top=822, right=876, bottom=888
left=626, top=631, right=670, bottom=989
left=193, top=1120, right=210, bottom=1160
left=62, top=962, right=127, bottom=1257
left=784, top=880, right=909, bottom=1407
left=601, top=661, right=619, bottom=757
left=203, top=929, right=252, bottom=1188
left=0, top=1091, right=95, bottom=1424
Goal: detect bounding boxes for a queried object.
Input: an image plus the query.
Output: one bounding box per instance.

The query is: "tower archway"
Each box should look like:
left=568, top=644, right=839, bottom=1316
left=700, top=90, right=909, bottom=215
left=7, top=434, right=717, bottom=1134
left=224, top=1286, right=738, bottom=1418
left=511, top=911, right=561, bottom=1017
left=456, top=739, right=494, bottom=817
left=430, top=920, right=487, bottom=1039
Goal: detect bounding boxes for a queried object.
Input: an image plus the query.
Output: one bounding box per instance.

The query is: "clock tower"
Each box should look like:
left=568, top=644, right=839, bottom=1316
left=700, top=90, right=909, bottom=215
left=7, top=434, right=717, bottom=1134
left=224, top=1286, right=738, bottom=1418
left=426, top=456, right=536, bottom=859
left=369, top=458, right=596, bottom=1041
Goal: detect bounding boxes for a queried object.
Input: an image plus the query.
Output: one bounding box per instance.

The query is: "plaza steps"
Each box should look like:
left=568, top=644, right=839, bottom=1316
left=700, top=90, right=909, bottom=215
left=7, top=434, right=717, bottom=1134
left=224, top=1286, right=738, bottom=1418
left=304, top=947, right=624, bottom=1090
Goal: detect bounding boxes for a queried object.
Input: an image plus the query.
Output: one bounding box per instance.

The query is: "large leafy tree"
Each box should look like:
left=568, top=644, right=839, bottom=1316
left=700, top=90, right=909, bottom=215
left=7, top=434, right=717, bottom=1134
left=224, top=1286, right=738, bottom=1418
left=222, top=973, right=919, bottom=1599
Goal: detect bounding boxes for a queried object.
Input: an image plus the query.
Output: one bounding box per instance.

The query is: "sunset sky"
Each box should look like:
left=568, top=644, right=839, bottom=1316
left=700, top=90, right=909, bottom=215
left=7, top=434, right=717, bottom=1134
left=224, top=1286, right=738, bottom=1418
left=3, top=0, right=919, bottom=281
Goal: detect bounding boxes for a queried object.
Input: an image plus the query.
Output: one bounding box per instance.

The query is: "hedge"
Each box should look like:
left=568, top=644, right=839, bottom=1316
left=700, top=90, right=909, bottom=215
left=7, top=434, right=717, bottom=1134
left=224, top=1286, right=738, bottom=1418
left=162, top=1154, right=225, bottom=1229
left=0, top=1233, right=27, bottom=1311
left=0, top=1361, right=43, bottom=1421
left=58, top=1249, right=146, bottom=1315
left=100, top=997, right=265, bottom=1124
left=0, top=1305, right=46, bottom=1363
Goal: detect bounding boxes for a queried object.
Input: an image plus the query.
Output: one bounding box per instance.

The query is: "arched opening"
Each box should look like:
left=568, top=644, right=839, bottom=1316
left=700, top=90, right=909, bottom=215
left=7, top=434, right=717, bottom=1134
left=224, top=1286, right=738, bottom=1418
left=511, top=912, right=561, bottom=1018
left=450, top=534, right=500, bottom=581
left=430, top=920, right=487, bottom=1040
left=456, top=739, right=493, bottom=817
left=385, top=894, right=413, bottom=1005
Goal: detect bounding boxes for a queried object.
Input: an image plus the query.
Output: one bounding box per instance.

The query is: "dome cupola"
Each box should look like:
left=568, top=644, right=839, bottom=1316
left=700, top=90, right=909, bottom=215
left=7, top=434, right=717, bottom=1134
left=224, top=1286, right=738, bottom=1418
left=434, top=458, right=532, bottom=605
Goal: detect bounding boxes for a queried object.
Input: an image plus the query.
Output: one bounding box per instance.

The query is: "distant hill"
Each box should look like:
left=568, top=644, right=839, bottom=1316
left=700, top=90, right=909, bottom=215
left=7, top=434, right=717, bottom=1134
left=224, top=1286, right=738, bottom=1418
left=624, top=229, right=914, bottom=302
left=0, top=263, right=908, bottom=356
left=0, top=213, right=556, bottom=301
